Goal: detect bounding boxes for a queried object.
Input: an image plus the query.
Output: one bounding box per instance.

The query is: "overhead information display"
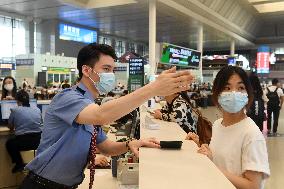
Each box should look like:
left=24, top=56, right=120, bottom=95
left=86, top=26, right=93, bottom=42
left=160, top=43, right=201, bottom=68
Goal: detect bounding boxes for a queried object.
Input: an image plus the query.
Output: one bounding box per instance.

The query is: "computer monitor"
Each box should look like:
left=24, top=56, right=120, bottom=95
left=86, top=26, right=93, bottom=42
left=115, top=108, right=140, bottom=138
left=129, top=108, right=140, bottom=139
left=1, top=99, right=37, bottom=119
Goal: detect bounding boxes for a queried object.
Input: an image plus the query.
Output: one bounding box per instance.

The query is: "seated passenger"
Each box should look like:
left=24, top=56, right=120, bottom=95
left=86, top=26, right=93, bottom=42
left=152, top=91, right=197, bottom=133
left=1, top=76, right=17, bottom=100
left=6, top=90, right=42, bottom=173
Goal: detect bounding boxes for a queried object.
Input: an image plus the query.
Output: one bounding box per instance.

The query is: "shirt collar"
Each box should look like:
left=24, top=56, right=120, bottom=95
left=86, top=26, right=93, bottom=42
left=76, top=82, right=95, bottom=101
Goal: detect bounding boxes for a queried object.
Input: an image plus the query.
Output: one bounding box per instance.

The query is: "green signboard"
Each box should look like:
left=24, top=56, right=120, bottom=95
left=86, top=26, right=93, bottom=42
left=48, top=67, right=71, bottom=73
left=128, top=58, right=144, bottom=92
left=160, top=43, right=201, bottom=68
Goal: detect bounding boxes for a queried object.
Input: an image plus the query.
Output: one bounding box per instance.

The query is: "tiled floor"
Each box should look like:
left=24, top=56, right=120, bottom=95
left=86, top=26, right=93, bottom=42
left=201, top=106, right=284, bottom=189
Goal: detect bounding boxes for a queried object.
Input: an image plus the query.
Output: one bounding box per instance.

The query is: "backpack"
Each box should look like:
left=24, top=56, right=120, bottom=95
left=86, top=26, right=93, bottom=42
left=266, top=87, right=280, bottom=108
left=191, top=107, right=212, bottom=145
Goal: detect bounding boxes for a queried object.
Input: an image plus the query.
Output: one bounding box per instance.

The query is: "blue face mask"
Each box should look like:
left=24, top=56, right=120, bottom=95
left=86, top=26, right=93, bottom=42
left=89, top=70, right=116, bottom=95
left=218, top=91, right=248, bottom=113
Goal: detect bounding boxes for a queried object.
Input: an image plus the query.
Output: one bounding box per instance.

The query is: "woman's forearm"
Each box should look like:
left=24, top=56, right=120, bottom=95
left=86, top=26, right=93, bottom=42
left=220, top=168, right=262, bottom=189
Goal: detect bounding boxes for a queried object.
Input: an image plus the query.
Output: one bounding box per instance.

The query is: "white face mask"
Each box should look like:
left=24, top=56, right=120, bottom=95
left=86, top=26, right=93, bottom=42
left=88, top=69, right=116, bottom=95
left=218, top=91, right=248, bottom=113
left=4, top=84, right=14, bottom=91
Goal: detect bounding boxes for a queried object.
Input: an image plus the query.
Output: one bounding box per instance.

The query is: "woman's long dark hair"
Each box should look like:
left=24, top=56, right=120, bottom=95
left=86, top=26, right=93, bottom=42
left=15, top=90, right=30, bottom=107
left=248, top=72, right=263, bottom=97
left=1, top=76, right=17, bottom=100
left=179, top=91, right=192, bottom=105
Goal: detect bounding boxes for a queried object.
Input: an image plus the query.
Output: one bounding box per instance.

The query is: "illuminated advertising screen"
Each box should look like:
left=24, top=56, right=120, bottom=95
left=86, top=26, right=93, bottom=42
left=59, top=23, right=97, bottom=44
left=0, top=63, right=15, bottom=70
left=257, top=46, right=270, bottom=74
left=128, top=58, right=144, bottom=92
left=160, top=43, right=200, bottom=68
left=257, top=52, right=270, bottom=73
left=256, top=45, right=270, bottom=74
left=227, top=57, right=236, bottom=66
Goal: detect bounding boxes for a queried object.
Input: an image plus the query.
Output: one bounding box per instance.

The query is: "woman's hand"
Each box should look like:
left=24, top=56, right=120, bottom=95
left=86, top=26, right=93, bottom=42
left=150, top=67, right=193, bottom=96
left=197, top=144, right=213, bottom=161
left=152, top=109, right=162, bottom=119
left=95, top=156, right=110, bottom=167
left=129, top=138, right=160, bottom=157
left=185, top=132, right=200, bottom=147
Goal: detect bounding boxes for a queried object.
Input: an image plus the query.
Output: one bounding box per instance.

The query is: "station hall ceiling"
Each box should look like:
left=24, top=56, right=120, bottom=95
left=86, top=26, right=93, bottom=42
left=1, top=0, right=284, bottom=50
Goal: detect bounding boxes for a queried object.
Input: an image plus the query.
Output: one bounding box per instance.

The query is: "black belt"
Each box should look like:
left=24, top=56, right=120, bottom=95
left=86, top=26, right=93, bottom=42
left=27, top=172, right=78, bottom=189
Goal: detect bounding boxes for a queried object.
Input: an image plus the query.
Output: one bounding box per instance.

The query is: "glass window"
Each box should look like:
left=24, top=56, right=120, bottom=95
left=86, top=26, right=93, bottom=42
left=54, top=74, right=59, bottom=83
left=66, top=74, right=70, bottom=82
left=71, top=72, right=76, bottom=84
left=60, top=74, right=65, bottom=82
left=0, top=16, right=26, bottom=59
left=142, top=45, right=148, bottom=56
left=48, top=74, right=53, bottom=83
left=129, top=43, right=136, bottom=52
left=99, top=36, right=111, bottom=45
left=115, top=40, right=125, bottom=57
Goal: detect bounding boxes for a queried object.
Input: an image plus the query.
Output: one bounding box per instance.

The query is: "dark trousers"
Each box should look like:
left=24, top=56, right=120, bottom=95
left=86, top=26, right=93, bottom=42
left=267, top=106, right=280, bottom=133
left=6, top=132, right=41, bottom=166
left=19, top=176, right=47, bottom=189
left=19, top=172, right=78, bottom=189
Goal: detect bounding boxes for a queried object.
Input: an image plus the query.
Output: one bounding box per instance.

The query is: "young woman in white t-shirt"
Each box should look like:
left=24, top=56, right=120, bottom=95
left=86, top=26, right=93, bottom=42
left=187, top=66, right=270, bottom=189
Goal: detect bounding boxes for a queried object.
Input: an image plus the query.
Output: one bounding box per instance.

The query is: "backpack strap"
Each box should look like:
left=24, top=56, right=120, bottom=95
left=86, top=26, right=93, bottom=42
left=267, top=87, right=270, bottom=93
left=274, top=87, right=278, bottom=93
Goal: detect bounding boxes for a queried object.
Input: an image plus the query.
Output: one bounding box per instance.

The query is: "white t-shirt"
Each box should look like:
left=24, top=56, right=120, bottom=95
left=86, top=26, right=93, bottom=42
left=210, top=117, right=270, bottom=189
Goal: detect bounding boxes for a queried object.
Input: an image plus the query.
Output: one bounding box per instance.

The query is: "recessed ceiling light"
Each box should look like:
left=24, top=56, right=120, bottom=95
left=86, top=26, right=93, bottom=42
left=60, top=0, right=137, bottom=9
left=248, top=0, right=270, bottom=3
left=254, top=2, right=284, bottom=13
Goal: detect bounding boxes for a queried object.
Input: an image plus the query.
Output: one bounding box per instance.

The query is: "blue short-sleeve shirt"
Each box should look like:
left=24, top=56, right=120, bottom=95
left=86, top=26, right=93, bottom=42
left=9, top=106, right=42, bottom=135
left=26, top=83, right=107, bottom=186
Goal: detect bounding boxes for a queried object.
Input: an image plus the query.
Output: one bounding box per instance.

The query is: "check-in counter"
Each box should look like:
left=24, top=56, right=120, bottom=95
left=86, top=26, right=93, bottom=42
left=79, top=105, right=235, bottom=189
left=138, top=105, right=235, bottom=189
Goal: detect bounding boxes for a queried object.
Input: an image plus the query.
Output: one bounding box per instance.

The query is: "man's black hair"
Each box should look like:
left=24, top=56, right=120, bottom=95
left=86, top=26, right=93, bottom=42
left=77, top=43, right=117, bottom=80
left=272, top=78, right=279, bottom=85
left=15, top=90, right=30, bottom=107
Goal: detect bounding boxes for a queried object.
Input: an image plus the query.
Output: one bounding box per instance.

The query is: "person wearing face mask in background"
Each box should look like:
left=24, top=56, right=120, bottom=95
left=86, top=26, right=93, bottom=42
left=19, top=43, right=193, bottom=189
left=0, top=76, right=17, bottom=125
left=1, top=76, right=17, bottom=100
left=186, top=66, right=270, bottom=189
left=0, top=78, right=3, bottom=96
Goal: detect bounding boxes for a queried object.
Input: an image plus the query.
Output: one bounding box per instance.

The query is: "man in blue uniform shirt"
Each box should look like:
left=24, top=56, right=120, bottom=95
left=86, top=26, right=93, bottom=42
left=19, top=43, right=193, bottom=189
left=6, top=90, right=42, bottom=173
